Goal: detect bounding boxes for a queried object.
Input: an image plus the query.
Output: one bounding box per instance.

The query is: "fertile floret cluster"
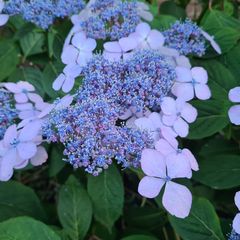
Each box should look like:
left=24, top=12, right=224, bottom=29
left=163, top=19, right=206, bottom=56
left=0, top=90, right=17, bottom=140
left=43, top=98, right=152, bottom=176
left=81, top=0, right=140, bottom=40
left=3, top=0, right=85, bottom=28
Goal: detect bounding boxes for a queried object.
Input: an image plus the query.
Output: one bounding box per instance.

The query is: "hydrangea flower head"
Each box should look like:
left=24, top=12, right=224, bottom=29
left=81, top=0, right=141, bottom=40
left=163, top=19, right=206, bottom=56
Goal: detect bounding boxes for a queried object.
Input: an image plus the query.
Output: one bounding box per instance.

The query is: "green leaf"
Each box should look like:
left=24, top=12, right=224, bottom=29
left=87, top=165, right=124, bottom=230
left=0, top=217, right=60, bottom=240
left=159, top=1, right=186, bottom=19
left=121, top=235, right=158, bottom=240
left=20, top=31, right=46, bottom=58
left=48, top=146, right=66, bottom=177
left=169, top=198, right=225, bottom=240
left=0, top=181, right=47, bottom=222
left=57, top=175, right=92, bottom=240
left=0, top=41, right=19, bottom=82
left=151, top=15, right=177, bottom=30
left=201, top=10, right=240, bottom=32
left=194, top=155, right=240, bottom=189
left=187, top=100, right=229, bottom=139
left=199, top=138, right=239, bottom=158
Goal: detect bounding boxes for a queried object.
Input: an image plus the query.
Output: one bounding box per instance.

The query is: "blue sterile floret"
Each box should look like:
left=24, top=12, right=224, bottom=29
left=3, top=0, right=85, bottom=29
left=163, top=19, right=206, bottom=56
left=0, top=90, right=18, bottom=140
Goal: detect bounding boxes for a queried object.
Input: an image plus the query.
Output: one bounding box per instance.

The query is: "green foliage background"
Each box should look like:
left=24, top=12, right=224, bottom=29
left=1, top=0, right=240, bottom=239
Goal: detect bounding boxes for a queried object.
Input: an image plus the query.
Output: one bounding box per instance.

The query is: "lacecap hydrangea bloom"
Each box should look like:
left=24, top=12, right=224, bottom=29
left=3, top=0, right=85, bottom=29
left=45, top=7, right=222, bottom=218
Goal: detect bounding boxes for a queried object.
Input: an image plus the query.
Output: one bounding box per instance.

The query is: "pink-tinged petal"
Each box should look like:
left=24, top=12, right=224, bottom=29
left=71, top=32, right=87, bottom=49
left=137, top=2, right=149, bottom=11
left=4, top=125, right=17, bottom=147
left=104, top=41, right=122, bottom=53
left=194, top=84, right=211, bottom=100
left=19, top=110, right=37, bottom=120
left=181, top=103, right=198, bottom=123
left=18, top=81, right=35, bottom=92
left=161, top=97, right=176, bottom=115
left=64, top=64, right=82, bottom=78
left=119, top=109, right=132, bottom=120
left=229, top=87, right=240, bottom=103
left=16, top=103, right=33, bottom=111
left=56, top=95, right=73, bottom=110
left=0, top=159, right=13, bottom=181
left=14, top=159, right=28, bottom=169
left=162, top=114, right=177, bottom=126
left=119, top=37, right=137, bottom=52
left=53, top=73, right=65, bottom=91
left=38, top=105, right=54, bottom=118
left=175, top=66, right=192, bottom=83
left=173, top=118, right=189, bottom=137
left=103, top=51, right=122, bottom=61
left=30, top=146, right=48, bottom=166
left=166, top=153, right=192, bottom=179
left=14, top=93, right=28, bottom=103
left=160, top=126, right=178, bottom=145
left=228, top=105, right=240, bottom=125
left=139, top=10, right=153, bottom=22
left=28, top=93, right=43, bottom=104
left=0, top=141, right=7, bottom=157
left=148, top=112, right=162, bottom=129
left=2, top=149, right=17, bottom=166
left=155, top=139, right=177, bottom=156
left=77, top=51, right=93, bottom=66
left=163, top=181, right=192, bottom=218
left=158, top=46, right=179, bottom=57
left=135, top=22, right=151, bottom=39
left=62, top=76, right=75, bottom=93
left=175, top=56, right=191, bottom=69
left=141, top=149, right=166, bottom=178
left=235, top=192, right=240, bottom=210
left=191, top=67, right=208, bottom=84
left=19, top=121, right=41, bottom=142
left=17, top=142, right=37, bottom=160
left=61, top=45, right=78, bottom=65
left=182, top=149, right=199, bottom=171
left=233, top=213, right=240, bottom=234
left=82, top=38, right=97, bottom=51
left=135, top=117, right=153, bottom=132
left=138, top=176, right=165, bottom=198
left=147, top=30, right=165, bottom=49
left=4, top=83, right=21, bottom=93
left=171, top=82, right=194, bottom=101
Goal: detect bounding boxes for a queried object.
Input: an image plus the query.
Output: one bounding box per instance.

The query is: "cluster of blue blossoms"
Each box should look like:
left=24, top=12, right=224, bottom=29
left=163, top=19, right=206, bottom=56
left=0, top=90, right=17, bottom=140
left=81, top=0, right=140, bottom=40
left=43, top=49, right=177, bottom=175
left=3, top=0, right=85, bottom=29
